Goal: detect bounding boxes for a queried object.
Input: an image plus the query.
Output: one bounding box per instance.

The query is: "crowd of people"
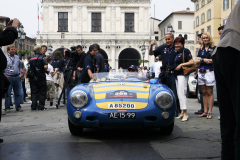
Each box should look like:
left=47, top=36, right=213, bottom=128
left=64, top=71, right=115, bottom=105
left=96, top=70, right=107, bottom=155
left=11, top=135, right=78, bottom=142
left=1, top=43, right=110, bottom=113
left=1, top=2, right=240, bottom=158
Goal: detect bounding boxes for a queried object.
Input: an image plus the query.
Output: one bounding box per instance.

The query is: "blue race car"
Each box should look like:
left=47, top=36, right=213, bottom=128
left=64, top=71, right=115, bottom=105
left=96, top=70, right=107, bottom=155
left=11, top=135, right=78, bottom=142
left=67, top=70, right=176, bottom=135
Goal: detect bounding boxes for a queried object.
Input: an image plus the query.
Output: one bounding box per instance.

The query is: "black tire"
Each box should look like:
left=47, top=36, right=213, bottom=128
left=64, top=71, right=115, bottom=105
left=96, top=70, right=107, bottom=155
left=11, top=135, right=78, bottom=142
left=68, top=118, right=83, bottom=136
left=186, top=85, right=192, bottom=98
left=197, top=87, right=201, bottom=103
left=159, top=122, right=174, bottom=135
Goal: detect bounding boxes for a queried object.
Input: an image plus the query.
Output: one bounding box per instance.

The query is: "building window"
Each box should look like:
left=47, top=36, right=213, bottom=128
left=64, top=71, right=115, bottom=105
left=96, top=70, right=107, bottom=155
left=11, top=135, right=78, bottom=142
left=207, top=9, right=211, bottom=21
left=201, top=0, right=205, bottom=7
left=223, top=19, right=227, bottom=25
left=184, top=34, right=188, bottom=40
left=196, top=16, right=199, bottom=27
left=223, top=0, right=229, bottom=10
left=196, top=31, right=199, bottom=44
left=125, top=13, right=134, bottom=32
left=92, top=13, right=101, bottom=32
left=178, top=21, right=182, bottom=30
left=58, top=12, right=68, bottom=32
left=207, top=26, right=211, bottom=34
left=201, top=28, right=205, bottom=33
left=201, top=13, right=205, bottom=24
left=196, top=4, right=199, bottom=11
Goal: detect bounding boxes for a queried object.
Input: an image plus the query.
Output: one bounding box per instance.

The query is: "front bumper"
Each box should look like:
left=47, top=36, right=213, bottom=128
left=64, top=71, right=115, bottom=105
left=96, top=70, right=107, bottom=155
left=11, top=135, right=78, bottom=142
left=67, top=106, right=175, bottom=129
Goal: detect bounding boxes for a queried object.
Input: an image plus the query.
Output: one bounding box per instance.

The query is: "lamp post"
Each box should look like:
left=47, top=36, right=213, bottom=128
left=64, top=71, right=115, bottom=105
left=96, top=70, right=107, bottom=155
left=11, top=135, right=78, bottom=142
left=167, top=24, right=175, bottom=35
left=17, top=24, right=26, bottom=58
left=48, top=44, right=53, bottom=56
left=141, top=44, right=146, bottom=67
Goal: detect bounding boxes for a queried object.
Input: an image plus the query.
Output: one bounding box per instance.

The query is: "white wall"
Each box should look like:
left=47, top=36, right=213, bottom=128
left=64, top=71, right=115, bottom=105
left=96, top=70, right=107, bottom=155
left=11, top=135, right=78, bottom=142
left=37, top=0, right=153, bottom=69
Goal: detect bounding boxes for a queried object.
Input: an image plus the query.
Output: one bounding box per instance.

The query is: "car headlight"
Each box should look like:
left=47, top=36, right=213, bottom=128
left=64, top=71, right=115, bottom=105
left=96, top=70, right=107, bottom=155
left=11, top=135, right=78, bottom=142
left=155, top=91, right=173, bottom=110
left=70, top=91, right=88, bottom=109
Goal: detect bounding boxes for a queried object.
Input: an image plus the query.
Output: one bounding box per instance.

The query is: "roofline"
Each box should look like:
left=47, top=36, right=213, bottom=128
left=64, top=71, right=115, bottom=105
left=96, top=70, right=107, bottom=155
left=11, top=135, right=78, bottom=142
left=158, top=11, right=194, bottom=26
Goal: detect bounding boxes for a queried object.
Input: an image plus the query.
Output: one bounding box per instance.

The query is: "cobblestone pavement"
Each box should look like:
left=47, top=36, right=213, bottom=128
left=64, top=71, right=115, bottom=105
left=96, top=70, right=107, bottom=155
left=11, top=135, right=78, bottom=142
left=0, top=97, right=221, bottom=160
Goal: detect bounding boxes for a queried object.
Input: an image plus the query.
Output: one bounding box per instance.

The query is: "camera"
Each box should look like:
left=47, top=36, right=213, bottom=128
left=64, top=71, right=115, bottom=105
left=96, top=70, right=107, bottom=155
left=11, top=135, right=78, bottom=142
left=70, top=46, right=76, bottom=52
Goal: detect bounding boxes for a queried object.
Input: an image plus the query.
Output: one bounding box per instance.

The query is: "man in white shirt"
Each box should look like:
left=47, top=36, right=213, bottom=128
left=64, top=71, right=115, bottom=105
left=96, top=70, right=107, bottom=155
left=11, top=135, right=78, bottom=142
left=150, top=56, right=162, bottom=78
left=46, top=56, right=58, bottom=108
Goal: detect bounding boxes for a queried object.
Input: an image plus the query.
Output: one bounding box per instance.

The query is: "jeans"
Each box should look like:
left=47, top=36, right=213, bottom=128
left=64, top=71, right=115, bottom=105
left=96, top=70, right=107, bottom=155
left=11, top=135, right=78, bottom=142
left=213, top=47, right=240, bottom=160
left=5, top=76, right=22, bottom=110
left=13, top=82, right=24, bottom=104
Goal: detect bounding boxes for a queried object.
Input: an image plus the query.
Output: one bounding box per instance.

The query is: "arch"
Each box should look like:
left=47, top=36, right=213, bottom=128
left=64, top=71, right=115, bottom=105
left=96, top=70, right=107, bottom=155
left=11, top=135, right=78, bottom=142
left=118, top=48, right=141, bottom=69
left=53, top=47, right=68, bottom=57
left=85, top=48, right=109, bottom=64
left=99, top=49, right=108, bottom=64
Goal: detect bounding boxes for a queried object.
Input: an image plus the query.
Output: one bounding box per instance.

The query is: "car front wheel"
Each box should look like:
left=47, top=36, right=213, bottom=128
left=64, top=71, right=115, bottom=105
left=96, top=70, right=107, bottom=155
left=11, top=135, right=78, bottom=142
left=159, top=122, right=174, bottom=135
left=186, top=85, right=192, bottom=98
left=68, top=118, right=83, bottom=136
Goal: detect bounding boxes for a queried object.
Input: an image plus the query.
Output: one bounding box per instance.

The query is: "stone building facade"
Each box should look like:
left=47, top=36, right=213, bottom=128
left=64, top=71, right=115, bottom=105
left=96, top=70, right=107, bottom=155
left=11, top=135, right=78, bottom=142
left=37, top=0, right=155, bottom=69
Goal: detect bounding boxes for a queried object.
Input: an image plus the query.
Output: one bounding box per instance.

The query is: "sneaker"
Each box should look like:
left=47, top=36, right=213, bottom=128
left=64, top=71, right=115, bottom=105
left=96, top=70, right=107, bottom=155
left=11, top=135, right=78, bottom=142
left=26, top=100, right=32, bottom=104
left=2, top=110, right=6, bottom=115
left=5, top=110, right=11, bottom=113
left=16, top=109, right=23, bottom=112
left=49, top=105, right=56, bottom=109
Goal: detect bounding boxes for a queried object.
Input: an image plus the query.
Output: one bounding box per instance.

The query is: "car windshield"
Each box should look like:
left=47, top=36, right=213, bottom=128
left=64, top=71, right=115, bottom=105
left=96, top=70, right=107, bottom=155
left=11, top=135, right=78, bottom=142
left=89, top=69, right=148, bottom=83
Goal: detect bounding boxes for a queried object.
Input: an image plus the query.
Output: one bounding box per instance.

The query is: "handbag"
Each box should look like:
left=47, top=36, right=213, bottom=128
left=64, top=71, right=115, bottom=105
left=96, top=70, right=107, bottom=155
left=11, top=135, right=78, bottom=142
left=182, top=50, right=198, bottom=75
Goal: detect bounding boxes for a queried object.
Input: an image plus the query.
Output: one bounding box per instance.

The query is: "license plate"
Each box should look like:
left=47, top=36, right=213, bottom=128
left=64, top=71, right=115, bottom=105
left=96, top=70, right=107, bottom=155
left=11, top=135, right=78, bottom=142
left=108, top=103, right=135, bottom=109
left=108, top=112, right=136, bottom=119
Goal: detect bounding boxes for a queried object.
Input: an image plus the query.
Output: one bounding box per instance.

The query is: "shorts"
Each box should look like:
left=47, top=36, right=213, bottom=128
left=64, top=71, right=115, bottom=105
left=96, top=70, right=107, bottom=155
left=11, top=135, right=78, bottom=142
left=46, top=80, right=55, bottom=99
left=198, top=69, right=216, bottom=86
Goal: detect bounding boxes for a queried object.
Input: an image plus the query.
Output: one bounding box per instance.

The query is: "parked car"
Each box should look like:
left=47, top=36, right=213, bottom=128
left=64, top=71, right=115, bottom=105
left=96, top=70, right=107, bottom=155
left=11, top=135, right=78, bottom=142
left=67, top=71, right=176, bottom=135
left=186, top=73, right=198, bottom=98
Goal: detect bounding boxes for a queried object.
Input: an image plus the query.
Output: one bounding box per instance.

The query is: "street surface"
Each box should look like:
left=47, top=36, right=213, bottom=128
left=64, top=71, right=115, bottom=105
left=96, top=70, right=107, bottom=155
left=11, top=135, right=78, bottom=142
left=0, top=98, right=221, bottom=160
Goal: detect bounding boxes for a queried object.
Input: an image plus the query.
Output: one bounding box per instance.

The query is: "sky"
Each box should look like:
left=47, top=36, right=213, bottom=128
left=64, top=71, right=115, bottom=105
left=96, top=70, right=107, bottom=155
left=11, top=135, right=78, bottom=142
left=0, top=0, right=194, bottom=38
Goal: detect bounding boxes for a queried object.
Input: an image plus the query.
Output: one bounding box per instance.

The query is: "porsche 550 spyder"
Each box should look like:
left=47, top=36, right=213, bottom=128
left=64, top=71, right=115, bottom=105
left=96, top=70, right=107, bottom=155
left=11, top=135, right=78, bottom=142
left=67, top=70, right=176, bottom=135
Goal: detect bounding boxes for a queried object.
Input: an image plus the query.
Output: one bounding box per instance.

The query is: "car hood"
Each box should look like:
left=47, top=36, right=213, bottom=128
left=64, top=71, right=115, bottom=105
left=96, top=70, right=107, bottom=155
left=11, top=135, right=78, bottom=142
left=92, top=82, right=150, bottom=110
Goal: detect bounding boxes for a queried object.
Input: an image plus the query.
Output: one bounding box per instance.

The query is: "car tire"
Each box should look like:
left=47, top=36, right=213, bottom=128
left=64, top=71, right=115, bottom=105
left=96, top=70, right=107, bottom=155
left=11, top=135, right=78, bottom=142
left=186, top=85, right=192, bottom=98
left=68, top=118, right=83, bottom=136
left=197, top=88, right=201, bottom=103
left=159, top=121, right=174, bottom=135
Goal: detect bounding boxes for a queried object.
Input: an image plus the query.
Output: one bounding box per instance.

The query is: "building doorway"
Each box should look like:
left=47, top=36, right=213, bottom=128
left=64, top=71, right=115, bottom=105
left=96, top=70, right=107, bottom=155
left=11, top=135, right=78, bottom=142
left=118, top=48, right=140, bottom=69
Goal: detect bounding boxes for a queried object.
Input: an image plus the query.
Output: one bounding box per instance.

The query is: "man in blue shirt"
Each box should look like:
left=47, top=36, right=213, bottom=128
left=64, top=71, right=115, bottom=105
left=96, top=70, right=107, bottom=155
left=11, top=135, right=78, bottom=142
left=80, top=45, right=98, bottom=83
left=149, top=33, right=180, bottom=115
left=4, top=45, right=23, bottom=112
